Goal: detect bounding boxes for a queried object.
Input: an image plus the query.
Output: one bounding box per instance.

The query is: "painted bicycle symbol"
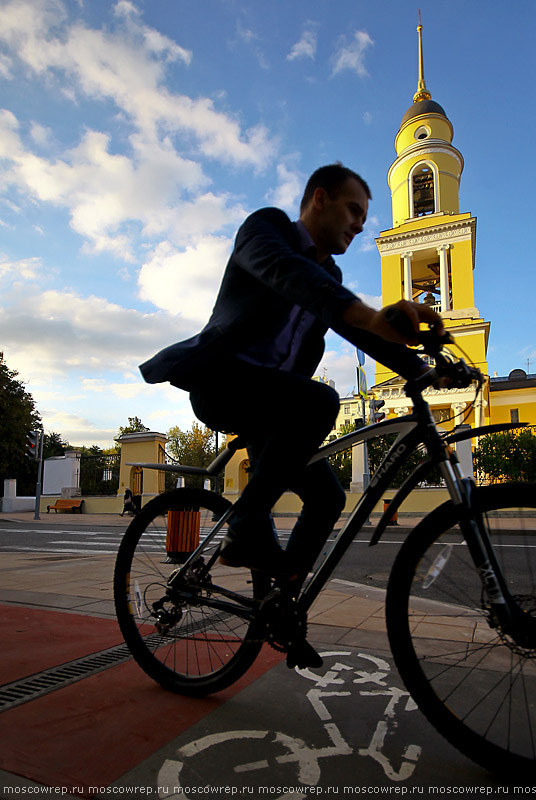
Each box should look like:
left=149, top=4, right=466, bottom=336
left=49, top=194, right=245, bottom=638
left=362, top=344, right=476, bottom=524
left=157, top=650, right=423, bottom=798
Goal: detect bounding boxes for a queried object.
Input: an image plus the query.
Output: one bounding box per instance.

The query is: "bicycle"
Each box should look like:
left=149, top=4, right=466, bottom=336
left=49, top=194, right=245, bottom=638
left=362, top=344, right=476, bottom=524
left=114, top=320, right=536, bottom=779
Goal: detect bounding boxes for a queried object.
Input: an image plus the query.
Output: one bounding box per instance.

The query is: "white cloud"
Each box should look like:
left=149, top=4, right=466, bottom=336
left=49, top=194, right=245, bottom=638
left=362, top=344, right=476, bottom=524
left=138, top=236, right=233, bottom=322
left=38, top=407, right=118, bottom=449
left=0, top=0, right=279, bottom=260
left=266, top=163, right=303, bottom=212
left=142, top=191, right=246, bottom=247
left=0, top=254, right=44, bottom=282
left=0, top=284, right=192, bottom=382
left=287, top=27, right=318, bottom=62
left=235, top=22, right=269, bottom=70
left=0, top=0, right=278, bottom=252
left=331, top=30, right=374, bottom=78
left=0, top=110, right=249, bottom=260
left=357, top=214, right=380, bottom=253
left=320, top=335, right=377, bottom=394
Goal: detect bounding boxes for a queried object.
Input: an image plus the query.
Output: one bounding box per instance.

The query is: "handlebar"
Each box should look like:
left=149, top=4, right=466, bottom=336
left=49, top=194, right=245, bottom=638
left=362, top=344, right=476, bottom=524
left=384, top=306, right=483, bottom=393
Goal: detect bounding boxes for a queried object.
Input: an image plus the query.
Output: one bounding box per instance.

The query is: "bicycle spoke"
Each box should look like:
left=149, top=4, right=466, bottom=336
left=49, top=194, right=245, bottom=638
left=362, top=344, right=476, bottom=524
left=114, top=489, right=271, bottom=695
left=387, top=484, right=536, bottom=776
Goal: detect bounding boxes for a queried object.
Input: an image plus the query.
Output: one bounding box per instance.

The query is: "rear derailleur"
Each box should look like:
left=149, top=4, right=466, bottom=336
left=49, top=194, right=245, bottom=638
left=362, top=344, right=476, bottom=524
left=152, top=557, right=212, bottom=636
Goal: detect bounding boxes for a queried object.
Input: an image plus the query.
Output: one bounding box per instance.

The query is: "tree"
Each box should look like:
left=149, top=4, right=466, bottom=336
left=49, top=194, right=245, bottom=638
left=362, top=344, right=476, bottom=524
left=367, top=432, right=442, bottom=488
left=0, top=352, right=41, bottom=496
left=78, top=444, right=120, bottom=496
left=43, top=432, right=69, bottom=460
left=167, top=422, right=221, bottom=467
left=112, top=417, right=150, bottom=453
left=328, top=421, right=356, bottom=489
left=473, top=428, right=536, bottom=483
left=117, top=416, right=150, bottom=437
left=166, top=422, right=223, bottom=488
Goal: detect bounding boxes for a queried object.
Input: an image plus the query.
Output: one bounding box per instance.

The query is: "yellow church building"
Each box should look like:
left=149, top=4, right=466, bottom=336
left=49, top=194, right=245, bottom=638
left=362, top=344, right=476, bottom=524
left=222, top=15, right=535, bottom=502
left=371, top=15, right=536, bottom=432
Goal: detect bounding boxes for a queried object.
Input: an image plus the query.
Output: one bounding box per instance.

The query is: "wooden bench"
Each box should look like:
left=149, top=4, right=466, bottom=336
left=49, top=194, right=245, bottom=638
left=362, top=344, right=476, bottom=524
left=47, top=499, right=84, bottom=514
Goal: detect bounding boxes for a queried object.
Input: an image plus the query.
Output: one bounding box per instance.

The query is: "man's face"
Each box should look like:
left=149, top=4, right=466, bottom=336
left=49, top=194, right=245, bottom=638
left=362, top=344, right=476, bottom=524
left=314, top=177, right=369, bottom=258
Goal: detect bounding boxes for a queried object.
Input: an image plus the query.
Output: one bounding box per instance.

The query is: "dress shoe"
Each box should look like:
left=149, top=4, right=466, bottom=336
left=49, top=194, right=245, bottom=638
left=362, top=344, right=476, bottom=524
left=219, top=529, right=298, bottom=579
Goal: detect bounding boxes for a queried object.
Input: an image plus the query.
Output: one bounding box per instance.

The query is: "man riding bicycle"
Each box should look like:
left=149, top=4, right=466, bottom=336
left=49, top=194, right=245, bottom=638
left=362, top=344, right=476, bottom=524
left=140, top=163, right=443, bottom=583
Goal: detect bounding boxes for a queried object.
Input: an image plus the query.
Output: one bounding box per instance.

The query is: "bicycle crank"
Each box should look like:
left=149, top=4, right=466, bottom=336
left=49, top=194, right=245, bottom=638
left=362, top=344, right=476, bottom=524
left=257, top=588, right=307, bottom=653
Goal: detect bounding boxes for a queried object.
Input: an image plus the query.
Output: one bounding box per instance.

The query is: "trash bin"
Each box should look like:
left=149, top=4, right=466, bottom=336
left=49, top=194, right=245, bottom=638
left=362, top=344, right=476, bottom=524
left=383, top=500, right=398, bottom=525
left=166, top=508, right=201, bottom=563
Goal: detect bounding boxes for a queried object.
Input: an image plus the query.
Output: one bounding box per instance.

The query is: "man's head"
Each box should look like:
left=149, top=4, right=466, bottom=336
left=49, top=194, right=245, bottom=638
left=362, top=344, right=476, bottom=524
left=299, top=163, right=371, bottom=262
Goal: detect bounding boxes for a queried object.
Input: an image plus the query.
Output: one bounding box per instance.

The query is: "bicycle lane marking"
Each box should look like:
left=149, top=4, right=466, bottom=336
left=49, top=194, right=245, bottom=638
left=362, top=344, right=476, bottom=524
left=156, top=649, right=423, bottom=796
left=297, top=651, right=422, bottom=782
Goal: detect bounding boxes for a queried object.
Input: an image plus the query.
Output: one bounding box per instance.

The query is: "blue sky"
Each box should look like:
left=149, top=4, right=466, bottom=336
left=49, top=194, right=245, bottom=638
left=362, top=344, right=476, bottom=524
left=1, top=0, right=535, bottom=448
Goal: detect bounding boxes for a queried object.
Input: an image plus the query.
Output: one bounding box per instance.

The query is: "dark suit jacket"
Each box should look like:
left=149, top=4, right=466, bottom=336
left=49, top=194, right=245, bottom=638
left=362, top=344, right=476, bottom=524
left=139, top=207, right=424, bottom=389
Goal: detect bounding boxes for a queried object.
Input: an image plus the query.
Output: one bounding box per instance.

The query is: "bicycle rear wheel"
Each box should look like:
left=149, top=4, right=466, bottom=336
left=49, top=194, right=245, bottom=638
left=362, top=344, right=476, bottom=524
left=114, top=488, right=271, bottom=696
left=386, top=482, right=536, bottom=778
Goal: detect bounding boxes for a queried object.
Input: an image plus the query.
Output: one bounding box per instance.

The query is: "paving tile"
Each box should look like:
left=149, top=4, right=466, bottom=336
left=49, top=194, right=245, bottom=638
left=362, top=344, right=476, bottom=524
left=310, top=595, right=384, bottom=628
left=412, top=621, right=475, bottom=642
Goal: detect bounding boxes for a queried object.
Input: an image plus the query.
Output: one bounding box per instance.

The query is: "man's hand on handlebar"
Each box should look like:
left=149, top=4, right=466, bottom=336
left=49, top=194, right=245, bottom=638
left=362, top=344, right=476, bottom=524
left=374, top=299, right=445, bottom=345
left=342, top=298, right=445, bottom=346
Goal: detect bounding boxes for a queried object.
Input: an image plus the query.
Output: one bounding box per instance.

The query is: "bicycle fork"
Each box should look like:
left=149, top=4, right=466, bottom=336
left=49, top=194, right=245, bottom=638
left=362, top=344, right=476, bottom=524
left=442, top=459, right=536, bottom=649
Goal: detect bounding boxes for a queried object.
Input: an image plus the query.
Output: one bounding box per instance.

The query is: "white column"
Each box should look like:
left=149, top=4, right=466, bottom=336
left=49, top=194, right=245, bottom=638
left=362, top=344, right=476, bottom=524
left=350, top=442, right=366, bottom=493
left=402, top=251, right=413, bottom=301
left=453, top=425, right=474, bottom=479
left=451, top=401, right=467, bottom=426
left=437, top=244, right=451, bottom=311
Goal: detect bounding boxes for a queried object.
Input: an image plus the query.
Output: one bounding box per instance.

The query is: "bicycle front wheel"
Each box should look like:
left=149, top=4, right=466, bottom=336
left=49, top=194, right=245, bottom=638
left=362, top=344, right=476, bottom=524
left=386, top=482, right=536, bottom=778
left=114, top=488, right=271, bottom=696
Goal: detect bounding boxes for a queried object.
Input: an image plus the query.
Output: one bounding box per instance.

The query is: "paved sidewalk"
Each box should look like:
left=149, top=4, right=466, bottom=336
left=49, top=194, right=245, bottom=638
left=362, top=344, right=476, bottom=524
left=0, top=512, right=526, bottom=795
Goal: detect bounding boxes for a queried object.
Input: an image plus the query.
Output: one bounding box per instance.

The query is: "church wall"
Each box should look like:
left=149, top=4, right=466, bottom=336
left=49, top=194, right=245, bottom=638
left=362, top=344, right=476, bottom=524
left=446, top=328, right=488, bottom=371
left=395, top=116, right=453, bottom=153
left=449, top=239, right=475, bottom=308
left=489, top=388, right=536, bottom=427
left=380, top=253, right=403, bottom=306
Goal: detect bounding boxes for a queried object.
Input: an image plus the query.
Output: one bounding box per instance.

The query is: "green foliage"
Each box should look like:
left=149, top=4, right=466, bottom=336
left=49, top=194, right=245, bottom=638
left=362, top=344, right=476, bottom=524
left=0, top=352, right=41, bottom=495
left=327, top=421, right=356, bottom=489
left=113, top=416, right=150, bottom=452
left=367, top=433, right=442, bottom=488
left=79, top=445, right=121, bottom=495
left=43, top=432, right=69, bottom=460
left=473, top=428, right=536, bottom=483
left=166, top=422, right=223, bottom=489
left=117, top=416, right=149, bottom=437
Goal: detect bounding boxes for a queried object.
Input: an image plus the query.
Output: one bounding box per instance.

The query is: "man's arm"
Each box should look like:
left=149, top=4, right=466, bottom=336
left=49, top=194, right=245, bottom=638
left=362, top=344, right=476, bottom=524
left=342, top=298, right=445, bottom=345
left=235, top=208, right=443, bottom=379
left=233, top=208, right=357, bottom=329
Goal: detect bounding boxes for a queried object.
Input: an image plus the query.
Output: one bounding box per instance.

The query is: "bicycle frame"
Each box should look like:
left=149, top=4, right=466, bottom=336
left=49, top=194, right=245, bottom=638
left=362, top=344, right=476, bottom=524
left=163, top=399, right=529, bottom=633
left=299, top=403, right=449, bottom=613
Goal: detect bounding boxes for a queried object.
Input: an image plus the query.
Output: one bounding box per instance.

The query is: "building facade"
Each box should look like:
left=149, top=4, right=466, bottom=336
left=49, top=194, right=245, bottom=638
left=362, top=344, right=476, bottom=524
left=372, top=16, right=535, bottom=432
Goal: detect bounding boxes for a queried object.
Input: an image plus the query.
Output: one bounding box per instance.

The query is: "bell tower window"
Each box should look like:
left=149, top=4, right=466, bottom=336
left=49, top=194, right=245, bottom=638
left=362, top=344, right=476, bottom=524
left=412, top=164, right=435, bottom=216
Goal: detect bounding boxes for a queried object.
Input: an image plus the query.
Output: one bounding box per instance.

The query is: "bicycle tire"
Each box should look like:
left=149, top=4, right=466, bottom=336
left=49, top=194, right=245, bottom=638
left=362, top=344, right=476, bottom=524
left=114, top=488, right=271, bottom=696
left=386, top=482, right=536, bottom=778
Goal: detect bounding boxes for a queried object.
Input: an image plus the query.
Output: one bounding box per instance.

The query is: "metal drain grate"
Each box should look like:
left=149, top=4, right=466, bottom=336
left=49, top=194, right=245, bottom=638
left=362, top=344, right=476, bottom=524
left=0, top=641, right=135, bottom=712
left=1, top=610, right=243, bottom=712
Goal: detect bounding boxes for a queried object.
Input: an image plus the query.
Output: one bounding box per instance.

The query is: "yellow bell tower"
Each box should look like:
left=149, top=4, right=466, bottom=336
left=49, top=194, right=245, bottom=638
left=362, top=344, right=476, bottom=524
left=374, top=13, right=490, bottom=430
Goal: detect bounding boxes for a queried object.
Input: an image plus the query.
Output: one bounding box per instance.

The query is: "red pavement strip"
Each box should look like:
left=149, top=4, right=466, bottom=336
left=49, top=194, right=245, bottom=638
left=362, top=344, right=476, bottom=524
left=1, top=605, right=125, bottom=684
left=0, top=605, right=284, bottom=795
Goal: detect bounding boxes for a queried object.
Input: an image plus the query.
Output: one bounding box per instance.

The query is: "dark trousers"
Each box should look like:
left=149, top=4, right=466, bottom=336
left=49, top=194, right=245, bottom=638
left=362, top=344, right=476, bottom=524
left=186, top=359, right=346, bottom=573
